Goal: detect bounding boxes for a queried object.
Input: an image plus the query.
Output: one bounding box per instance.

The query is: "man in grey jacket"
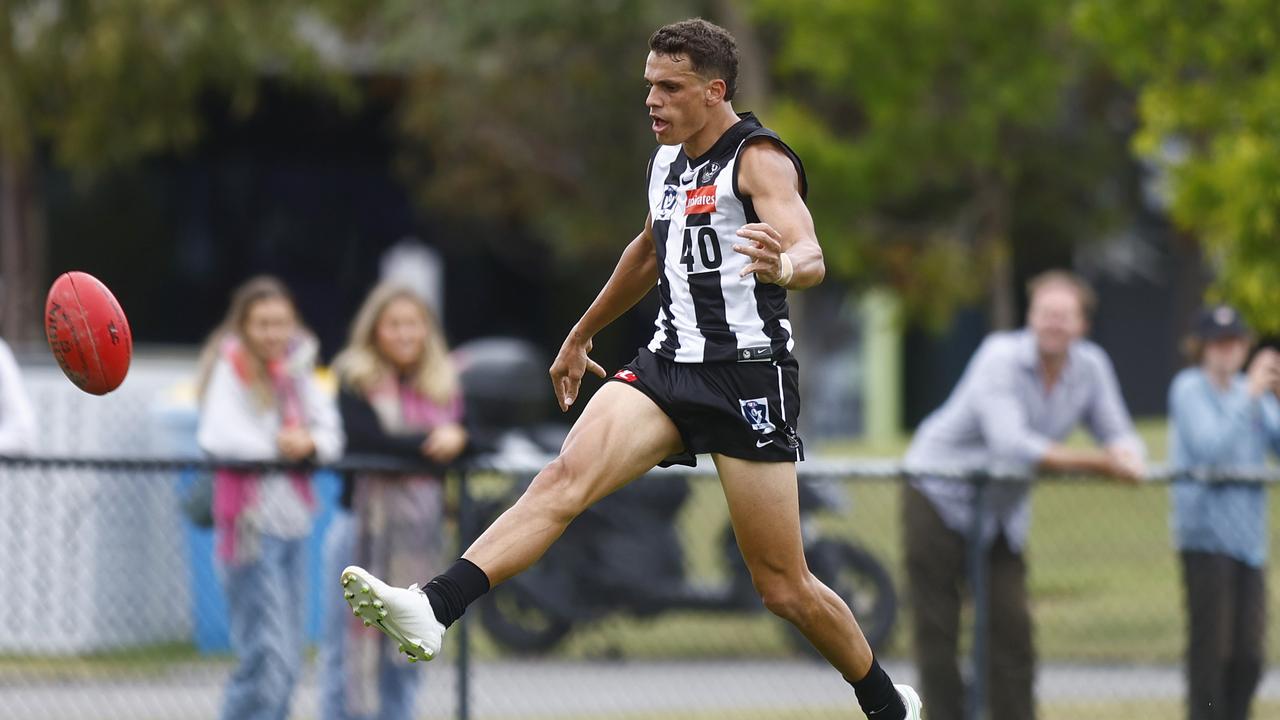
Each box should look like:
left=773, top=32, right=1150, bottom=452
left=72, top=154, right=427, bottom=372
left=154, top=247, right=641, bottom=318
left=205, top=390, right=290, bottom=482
left=903, top=270, right=1145, bottom=720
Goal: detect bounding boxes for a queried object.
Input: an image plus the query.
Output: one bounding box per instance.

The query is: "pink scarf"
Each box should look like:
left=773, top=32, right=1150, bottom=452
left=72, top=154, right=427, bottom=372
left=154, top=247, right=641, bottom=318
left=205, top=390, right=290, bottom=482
left=213, top=337, right=315, bottom=563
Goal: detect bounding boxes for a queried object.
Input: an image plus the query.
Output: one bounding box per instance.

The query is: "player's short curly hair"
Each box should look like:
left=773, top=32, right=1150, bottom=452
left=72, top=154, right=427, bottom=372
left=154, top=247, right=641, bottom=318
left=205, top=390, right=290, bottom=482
left=649, top=18, right=739, bottom=101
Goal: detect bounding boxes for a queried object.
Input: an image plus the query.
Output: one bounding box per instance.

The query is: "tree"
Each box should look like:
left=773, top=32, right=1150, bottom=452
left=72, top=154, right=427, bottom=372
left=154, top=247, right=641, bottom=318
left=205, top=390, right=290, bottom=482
left=748, top=0, right=1135, bottom=329
left=0, top=0, right=357, bottom=341
left=1075, top=0, right=1280, bottom=333
left=382, top=0, right=717, bottom=270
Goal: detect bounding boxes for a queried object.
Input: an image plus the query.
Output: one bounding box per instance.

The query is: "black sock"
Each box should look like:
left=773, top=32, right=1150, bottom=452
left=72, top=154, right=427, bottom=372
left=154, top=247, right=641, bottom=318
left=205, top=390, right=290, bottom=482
left=421, top=558, right=491, bottom=628
left=851, top=658, right=905, bottom=719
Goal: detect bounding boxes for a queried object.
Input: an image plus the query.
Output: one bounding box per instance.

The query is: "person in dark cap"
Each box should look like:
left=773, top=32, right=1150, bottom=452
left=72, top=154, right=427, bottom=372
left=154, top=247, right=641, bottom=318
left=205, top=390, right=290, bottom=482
left=1169, top=304, right=1280, bottom=720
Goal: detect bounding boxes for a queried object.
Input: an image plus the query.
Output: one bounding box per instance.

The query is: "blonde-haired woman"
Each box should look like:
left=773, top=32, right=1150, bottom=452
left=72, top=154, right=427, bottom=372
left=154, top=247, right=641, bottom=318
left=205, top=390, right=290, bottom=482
left=196, top=275, right=343, bottom=720
left=321, top=283, right=466, bottom=720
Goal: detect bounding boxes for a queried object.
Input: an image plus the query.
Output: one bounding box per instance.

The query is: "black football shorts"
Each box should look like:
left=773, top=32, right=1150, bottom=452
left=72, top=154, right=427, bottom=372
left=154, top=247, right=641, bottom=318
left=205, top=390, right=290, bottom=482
left=606, top=347, right=805, bottom=467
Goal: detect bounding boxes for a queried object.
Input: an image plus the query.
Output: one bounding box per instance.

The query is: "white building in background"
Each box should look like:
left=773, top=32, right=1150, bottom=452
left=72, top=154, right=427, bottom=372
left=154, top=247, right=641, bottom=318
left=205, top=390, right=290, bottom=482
left=0, top=358, right=193, bottom=654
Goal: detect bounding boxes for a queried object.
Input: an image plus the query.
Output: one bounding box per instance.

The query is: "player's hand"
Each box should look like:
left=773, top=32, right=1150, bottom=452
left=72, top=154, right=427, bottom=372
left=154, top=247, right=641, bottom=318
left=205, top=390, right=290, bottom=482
left=1104, top=445, right=1145, bottom=484
left=277, top=427, right=316, bottom=462
left=422, top=422, right=468, bottom=464
left=549, top=332, right=607, bottom=412
left=733, top=223, right=785, bottom=283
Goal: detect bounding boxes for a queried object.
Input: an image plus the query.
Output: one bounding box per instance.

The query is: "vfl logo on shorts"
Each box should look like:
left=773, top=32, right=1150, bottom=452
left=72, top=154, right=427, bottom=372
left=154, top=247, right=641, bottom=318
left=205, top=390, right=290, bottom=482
left=613, top=369, right=639, bottom=383
left=740, top=397, right=775, bottom=433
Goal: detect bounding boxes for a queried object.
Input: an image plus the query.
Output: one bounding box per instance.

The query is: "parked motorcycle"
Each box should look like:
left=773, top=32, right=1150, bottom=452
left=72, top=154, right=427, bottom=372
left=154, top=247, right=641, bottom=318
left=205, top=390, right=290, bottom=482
left=468, top=473, right=897, bottom=657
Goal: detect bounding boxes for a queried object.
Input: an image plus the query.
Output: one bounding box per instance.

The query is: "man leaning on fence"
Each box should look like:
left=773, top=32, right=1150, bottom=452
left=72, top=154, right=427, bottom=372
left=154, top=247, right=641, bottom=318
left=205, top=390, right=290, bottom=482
left=901, top=270, right=1146, bottom=720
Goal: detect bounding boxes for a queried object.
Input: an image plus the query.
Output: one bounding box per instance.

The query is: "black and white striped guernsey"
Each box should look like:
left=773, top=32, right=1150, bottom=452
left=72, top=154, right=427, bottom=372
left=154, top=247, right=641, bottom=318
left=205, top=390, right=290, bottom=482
left=645, top=112, right=807, bottom=364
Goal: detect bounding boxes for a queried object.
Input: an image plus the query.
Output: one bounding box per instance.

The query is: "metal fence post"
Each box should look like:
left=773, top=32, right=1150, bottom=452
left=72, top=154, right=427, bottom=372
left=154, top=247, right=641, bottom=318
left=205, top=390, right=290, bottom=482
left=456, top=469, right=471, bottom=720
left=966, top=472, right=990, bottom=720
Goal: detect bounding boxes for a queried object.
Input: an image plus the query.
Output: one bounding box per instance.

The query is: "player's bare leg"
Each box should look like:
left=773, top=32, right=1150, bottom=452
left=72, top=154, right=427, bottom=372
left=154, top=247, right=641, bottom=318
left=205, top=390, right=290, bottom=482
left=714, top=454, right=921, bottom=718
left=714, top=454, right=871, bottom=673
left=342, top=381, right=682, bottom=661
left=463, top=381, right=683, bottom=584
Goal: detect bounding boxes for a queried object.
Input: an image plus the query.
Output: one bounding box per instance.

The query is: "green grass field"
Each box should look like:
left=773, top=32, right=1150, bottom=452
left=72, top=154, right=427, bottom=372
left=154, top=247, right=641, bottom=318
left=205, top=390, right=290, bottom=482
left=0, top=642, right=204, bottom=677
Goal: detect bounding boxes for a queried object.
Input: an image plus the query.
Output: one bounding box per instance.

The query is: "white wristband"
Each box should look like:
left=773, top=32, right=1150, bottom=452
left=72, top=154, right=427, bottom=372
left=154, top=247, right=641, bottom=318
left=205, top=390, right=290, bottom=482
left=777, top=252, right=795, bottom=287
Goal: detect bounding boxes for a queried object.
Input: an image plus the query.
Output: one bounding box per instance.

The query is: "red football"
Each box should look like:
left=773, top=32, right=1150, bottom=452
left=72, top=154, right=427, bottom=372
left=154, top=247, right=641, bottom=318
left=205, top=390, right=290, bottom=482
left=45, top=271, right=133, bottom=395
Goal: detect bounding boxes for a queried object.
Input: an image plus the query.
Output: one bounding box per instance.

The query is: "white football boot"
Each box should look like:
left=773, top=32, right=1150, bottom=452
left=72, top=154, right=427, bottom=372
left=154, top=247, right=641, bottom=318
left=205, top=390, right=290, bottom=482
left=895, top=684, right=924, bottom=719
left=340, top=565, right=445, bottom=663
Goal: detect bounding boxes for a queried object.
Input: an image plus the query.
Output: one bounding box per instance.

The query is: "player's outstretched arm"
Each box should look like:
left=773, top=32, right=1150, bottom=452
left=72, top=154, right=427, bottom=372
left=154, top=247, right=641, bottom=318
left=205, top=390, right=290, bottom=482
left=549, top=216, right=659, bottom=411
left=733, top=141, right=825, bottom=290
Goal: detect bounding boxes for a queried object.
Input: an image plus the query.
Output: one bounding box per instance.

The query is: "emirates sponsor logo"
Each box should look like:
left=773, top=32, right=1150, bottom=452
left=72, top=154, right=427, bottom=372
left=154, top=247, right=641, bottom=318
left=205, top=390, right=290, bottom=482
left=685, top=186, right=717, bottom=215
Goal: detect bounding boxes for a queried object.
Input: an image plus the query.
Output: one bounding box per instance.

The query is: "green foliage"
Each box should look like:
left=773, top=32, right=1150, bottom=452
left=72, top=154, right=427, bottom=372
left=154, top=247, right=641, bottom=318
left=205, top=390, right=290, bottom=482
left=0, top=0, right=362, bottom=341
left=0, top=0, right=357, bottom=171
left=1075, top=0, right=1280, bottom=333
left=751, top=0, right=1131, bottom=328
left=382, top=0, right=707, bottom=263
left=382, top=0, right=1139, bottom=330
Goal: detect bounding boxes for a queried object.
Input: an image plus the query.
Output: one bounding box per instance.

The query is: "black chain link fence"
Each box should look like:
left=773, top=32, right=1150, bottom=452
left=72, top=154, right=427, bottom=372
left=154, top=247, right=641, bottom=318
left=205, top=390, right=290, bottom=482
left=4, top=363, right=1280, bottom=719
left=6, top=454, right=1280, bottom=720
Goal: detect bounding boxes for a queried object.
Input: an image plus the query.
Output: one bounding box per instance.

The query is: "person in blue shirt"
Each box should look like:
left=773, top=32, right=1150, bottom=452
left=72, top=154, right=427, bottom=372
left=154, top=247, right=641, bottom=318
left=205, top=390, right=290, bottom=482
left=1169, top=304, right=1280, bottom=720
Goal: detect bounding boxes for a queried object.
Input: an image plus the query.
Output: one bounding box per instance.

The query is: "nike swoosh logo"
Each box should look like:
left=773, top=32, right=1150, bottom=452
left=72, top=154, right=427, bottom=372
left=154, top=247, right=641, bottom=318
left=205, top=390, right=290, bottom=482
left=756, top=439, right=773, bottom=448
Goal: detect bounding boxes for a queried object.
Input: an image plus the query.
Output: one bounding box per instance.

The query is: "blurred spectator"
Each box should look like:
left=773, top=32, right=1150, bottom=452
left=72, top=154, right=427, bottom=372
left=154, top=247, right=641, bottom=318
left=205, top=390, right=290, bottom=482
left=902, top=270, right=1145, bottom=720
left=1169, top=305, right=1280, bottom=720
left=321, top=283, right=465, bottom=720
left=0, top=337, right=35, bottom=454
left=195, top=276, right=343, bottom=720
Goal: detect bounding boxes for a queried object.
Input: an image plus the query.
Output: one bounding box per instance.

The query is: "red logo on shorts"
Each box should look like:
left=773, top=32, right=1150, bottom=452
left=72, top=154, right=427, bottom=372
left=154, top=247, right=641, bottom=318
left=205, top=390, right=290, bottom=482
left=685, top=186, right=717, bottom=215
left=613, top=369, right=638, bottom=383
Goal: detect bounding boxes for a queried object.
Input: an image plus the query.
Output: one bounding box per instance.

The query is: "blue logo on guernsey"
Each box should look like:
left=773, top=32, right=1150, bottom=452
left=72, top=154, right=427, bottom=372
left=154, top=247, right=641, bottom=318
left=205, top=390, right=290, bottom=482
left=657, top=185, right=678, bottom=220
left=740, top=397, right=775, bottom=433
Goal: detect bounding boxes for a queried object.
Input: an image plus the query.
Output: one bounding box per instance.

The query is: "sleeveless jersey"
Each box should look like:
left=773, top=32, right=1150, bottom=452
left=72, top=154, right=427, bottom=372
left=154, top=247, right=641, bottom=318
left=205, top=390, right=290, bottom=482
left=645, top=112, right=807, bottom=364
